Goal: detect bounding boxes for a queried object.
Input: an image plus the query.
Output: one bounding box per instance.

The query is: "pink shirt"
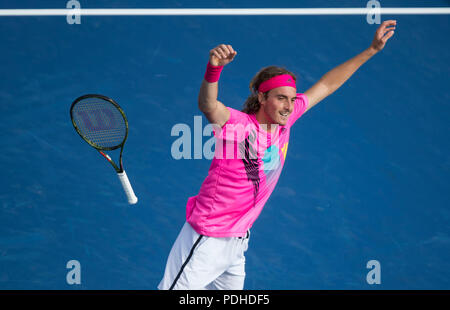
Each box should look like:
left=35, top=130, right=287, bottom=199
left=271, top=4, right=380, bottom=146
left=186, top=93, right=309, bottom=237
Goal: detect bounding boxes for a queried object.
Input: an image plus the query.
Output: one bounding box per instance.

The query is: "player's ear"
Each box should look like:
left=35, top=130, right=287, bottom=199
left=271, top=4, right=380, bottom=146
left=257, top=91, right=264, bottom=105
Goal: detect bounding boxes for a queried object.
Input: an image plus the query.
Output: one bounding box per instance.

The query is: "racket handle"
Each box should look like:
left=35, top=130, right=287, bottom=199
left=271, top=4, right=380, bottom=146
left=117, top=171, right=138, bottom=205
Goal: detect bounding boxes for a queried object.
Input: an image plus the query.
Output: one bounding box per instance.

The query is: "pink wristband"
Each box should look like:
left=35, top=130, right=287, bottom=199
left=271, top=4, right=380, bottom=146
left=204, top=62, right=224, bottom=83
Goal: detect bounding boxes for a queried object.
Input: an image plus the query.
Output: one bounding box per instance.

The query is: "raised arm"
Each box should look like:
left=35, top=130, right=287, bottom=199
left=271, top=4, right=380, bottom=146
left=304, top=20, right=397, bottom=112
left=198, top=44, right=237, bottom=127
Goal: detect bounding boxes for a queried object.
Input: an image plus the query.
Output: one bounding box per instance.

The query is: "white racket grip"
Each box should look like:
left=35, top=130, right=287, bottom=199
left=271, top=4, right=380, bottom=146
left=117, top=170, right=138, bottom=205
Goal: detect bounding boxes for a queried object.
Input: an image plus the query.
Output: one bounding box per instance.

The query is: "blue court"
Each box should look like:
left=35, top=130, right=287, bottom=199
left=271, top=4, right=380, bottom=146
left=0, top=0, right=449, bottom=289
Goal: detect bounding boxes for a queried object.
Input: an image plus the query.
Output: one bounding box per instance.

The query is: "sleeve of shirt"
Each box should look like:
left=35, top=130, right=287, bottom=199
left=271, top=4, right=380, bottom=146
left=287, top=93, right=309, bottom=127
left=224, top=107, right=249, bottom=125
left=213, top=107, right=252, bottom=143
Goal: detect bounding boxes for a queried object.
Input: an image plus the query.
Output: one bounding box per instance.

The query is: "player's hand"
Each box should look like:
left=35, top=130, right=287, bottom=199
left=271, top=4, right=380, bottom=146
left=209, top=44, right=237, bottom=66
left=370, top=20, right=396, bottom=52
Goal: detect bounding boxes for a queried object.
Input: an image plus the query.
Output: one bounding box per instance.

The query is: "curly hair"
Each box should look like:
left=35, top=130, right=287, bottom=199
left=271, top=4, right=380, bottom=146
left=241, top=66, right=297, bottom=114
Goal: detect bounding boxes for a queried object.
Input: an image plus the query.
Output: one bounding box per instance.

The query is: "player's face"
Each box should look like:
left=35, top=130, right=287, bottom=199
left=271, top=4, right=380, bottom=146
left=259, top=87, right=297, bottom=126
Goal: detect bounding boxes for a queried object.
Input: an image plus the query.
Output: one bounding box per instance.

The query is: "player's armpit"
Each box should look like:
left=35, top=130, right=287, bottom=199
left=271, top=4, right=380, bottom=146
left=304, top=81, right=330, bottom=112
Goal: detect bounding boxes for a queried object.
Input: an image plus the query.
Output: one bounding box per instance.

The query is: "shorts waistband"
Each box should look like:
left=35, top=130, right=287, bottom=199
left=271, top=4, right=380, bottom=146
left=238, top=230, right=250, bottom=240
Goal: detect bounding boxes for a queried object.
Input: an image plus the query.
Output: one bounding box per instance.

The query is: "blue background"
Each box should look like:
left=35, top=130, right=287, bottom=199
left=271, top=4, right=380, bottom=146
left=0, top=0, right=449, bottom=289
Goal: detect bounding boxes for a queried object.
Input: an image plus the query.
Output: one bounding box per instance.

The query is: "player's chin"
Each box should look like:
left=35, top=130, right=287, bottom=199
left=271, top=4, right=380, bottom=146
left=277, top=115, right=289, bottom=126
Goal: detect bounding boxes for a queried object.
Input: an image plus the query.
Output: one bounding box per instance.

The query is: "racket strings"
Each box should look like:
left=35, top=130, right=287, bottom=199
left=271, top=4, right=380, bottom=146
left=72, top=98, right=127, bottom=149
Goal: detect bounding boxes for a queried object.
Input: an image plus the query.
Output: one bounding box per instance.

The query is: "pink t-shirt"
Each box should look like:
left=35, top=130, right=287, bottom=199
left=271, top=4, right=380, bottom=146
left=186, top=93, right=309, bottom=237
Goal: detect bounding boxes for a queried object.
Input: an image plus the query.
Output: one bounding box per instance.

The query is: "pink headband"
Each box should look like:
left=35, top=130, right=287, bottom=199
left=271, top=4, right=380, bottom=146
left=258, top=74, right=296, bottom=93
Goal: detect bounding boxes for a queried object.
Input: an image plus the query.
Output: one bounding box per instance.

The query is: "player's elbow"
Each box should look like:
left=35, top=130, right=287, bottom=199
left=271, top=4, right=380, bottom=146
left=198, top=98, right=217, bottom=114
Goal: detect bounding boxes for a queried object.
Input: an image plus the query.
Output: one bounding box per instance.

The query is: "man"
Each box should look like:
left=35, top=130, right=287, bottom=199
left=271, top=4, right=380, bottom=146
left=159, top=20, right=396, bottom=290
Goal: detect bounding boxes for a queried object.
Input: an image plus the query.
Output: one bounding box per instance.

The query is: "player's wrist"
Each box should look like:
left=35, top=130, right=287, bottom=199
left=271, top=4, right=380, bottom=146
left=367, top=45, right=378, bottom=56
left=204, top=61, right=224, bottom=83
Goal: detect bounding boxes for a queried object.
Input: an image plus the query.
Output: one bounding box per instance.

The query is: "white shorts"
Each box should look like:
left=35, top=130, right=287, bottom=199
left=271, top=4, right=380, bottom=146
left=158, top=222, right=250, bottom=290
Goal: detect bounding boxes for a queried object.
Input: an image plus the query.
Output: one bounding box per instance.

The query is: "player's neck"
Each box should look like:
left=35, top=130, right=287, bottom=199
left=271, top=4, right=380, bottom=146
left=255, top=109, right=278, bottom=134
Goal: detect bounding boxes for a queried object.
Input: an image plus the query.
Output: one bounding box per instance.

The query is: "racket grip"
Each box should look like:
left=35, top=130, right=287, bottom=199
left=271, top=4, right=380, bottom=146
left=117, top=171, right=138, bottom=205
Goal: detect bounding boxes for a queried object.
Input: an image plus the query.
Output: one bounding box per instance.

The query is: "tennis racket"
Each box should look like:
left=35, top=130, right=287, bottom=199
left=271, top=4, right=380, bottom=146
left=70, top=94, right=138, bottom=205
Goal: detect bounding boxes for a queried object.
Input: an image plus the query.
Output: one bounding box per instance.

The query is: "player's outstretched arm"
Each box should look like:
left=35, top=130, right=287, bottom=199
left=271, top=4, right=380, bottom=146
left=198, top=44, right=237, bottom=127
left=304, top=20, right=397, bottom=112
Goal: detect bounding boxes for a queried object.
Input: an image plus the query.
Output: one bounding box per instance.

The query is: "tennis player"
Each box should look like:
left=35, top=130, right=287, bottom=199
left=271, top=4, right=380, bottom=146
left=159, top=20, right=396, bottom=290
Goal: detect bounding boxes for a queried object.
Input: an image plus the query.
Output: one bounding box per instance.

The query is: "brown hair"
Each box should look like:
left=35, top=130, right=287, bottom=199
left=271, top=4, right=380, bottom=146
left=242, top=66, right=297, bottom=114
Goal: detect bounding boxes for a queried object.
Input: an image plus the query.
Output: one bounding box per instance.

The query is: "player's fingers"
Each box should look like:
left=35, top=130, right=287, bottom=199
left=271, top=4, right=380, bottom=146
left=226, top=45, right=236, bottom=54
left=378, top=25, right=395, bottom=39
left=384, top=19, right=397, bottom=26
left=218, top=45, right=231, bottom=58
left=380, top=20, right=396, bottom=29
left=211, top=49, right=221, bottom=59
left=384, top=25, right=396, bottom=32
left=377, top=20, right=393, bottom=31
left=220, top=44, right=232, bottom=54
left=213, top=48, right=225, bottom=59
left=210, top=48, right=218, bottom=56
left=228, top=47, right=238, bottom=59
left=382, top=30, right=395, bottom=42
left=379, top=20, right=396, bottom=35
left=379, top=26, right=395, bottom=38
left=214, top=50, right=223, bottom=59
left=216, top=46, right=228, bottom=58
